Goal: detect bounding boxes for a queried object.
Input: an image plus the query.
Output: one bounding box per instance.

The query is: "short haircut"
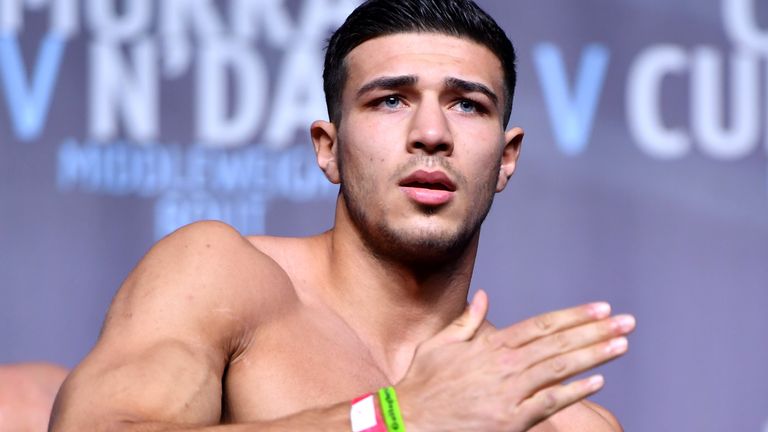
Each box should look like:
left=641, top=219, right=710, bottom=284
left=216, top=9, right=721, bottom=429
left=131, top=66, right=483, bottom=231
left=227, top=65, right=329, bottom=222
left=323, top=0, right=517, bottom=127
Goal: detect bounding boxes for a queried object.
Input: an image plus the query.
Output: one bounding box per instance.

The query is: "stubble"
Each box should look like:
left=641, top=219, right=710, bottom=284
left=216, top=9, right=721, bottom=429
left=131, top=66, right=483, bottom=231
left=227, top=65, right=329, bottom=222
left=338, top=142, right=499, bottom=267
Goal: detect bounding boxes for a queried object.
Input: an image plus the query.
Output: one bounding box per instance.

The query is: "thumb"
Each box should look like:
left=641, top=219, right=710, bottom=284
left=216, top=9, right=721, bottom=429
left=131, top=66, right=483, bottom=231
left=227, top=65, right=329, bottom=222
left=421, top=289, right=489, bottom=351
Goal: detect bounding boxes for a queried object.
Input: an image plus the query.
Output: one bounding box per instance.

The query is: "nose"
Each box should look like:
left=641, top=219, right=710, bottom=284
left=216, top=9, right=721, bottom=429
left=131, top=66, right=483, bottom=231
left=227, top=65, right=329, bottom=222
left=406, top=98, right=454, bottom=156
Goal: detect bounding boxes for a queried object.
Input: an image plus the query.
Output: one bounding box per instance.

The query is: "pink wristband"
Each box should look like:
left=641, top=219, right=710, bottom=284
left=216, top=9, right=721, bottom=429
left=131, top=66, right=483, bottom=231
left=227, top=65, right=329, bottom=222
left=350, top=393, right=386, bottom=432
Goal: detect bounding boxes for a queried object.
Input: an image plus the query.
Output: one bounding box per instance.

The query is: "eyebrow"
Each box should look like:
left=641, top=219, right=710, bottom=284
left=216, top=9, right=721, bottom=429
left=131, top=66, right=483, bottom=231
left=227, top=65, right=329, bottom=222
left=356, top=75, right=418, bottom=98
left=355, top=75, right=499, bottom=106
left=444, top=77, right=499, bottom=106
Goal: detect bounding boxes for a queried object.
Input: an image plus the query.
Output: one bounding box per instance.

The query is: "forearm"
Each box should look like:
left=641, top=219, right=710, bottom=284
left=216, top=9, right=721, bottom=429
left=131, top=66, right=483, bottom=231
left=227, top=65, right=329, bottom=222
left=52, top=400, right=357, bottom=432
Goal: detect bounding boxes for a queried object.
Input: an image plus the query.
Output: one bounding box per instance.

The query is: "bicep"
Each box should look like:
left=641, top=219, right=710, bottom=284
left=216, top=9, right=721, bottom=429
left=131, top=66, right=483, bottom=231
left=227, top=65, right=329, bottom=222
left=53, top=337, right=225, bottom=430
left=52, top=223, right=259, bottom=430
left=52, top=266, right=233, bottom=430
left=51, top=222, right=292, bottom=431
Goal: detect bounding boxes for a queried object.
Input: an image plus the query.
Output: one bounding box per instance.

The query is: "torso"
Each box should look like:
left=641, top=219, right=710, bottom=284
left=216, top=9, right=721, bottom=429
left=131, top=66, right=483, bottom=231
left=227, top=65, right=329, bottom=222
left=224, top=299, right=390, bottom=420
left=220, top=235, right=616, bottom=431
left=223, top=235, right=389, bottom=421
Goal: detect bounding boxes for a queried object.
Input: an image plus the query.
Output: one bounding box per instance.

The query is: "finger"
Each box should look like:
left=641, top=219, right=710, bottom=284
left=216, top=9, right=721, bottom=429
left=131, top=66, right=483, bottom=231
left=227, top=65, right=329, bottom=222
left=515, top=314, right=636, bottom=368
left=421, top=289, right=488, bottom=350
left=515, top=336, right=628, bottom=399
left=488, top=302, right=612, bottom=350
left=511, top=374, right=605, bottom=431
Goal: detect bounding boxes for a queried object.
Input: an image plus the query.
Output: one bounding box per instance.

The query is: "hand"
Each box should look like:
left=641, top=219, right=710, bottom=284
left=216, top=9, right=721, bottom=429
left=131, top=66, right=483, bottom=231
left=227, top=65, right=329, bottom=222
left=396, top=291, right=635, bottom=432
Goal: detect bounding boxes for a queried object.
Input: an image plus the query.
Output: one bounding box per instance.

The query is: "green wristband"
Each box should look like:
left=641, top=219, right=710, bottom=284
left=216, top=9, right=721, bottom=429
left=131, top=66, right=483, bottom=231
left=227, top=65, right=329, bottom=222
left=377, top=386, right=406, bottom=432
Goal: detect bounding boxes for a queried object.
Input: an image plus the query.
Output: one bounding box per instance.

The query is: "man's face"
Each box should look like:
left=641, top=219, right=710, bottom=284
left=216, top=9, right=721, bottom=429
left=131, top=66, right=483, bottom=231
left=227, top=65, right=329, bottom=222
left=317, top=33, right=522, bottom=263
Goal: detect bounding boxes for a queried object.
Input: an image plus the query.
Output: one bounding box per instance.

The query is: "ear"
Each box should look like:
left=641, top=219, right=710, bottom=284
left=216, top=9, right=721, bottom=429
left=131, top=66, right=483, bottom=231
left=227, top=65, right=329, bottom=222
left=311, top=120, right=340, bottom=184
left=496, top=127, right=524, bottom=192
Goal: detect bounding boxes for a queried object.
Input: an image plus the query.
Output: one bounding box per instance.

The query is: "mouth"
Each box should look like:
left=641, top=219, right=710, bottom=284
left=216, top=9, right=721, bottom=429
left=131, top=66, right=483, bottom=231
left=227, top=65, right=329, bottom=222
left=398, top=170, right=457, bottom=191
left=398, top=170, right=457, bottom=206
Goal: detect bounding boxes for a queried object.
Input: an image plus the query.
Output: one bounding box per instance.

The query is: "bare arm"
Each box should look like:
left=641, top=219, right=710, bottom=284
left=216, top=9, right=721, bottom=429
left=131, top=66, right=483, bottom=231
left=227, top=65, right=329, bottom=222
left=50, top=221, right=306, bottom=431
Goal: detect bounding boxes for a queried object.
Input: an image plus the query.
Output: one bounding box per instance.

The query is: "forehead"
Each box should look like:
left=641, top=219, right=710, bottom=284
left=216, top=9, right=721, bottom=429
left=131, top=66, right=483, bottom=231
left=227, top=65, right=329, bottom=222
left=343, top=33, right=505, bottom=95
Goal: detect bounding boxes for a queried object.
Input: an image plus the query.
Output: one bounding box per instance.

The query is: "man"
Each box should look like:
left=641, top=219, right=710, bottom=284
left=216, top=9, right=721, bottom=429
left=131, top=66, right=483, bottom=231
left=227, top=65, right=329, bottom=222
left=51, top=0, right=635, bottom=430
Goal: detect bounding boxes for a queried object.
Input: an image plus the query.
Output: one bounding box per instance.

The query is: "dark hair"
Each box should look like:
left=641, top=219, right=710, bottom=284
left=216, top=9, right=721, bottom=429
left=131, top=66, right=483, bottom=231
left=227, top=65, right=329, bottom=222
left=323, top=0, right=517, bottom=126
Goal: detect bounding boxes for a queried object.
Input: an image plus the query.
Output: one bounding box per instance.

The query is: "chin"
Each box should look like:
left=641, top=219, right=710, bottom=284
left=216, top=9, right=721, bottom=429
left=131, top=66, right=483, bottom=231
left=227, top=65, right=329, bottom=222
left=370, top=221, right=477, bottom=265
left=340, top=182, right=492, bottom=265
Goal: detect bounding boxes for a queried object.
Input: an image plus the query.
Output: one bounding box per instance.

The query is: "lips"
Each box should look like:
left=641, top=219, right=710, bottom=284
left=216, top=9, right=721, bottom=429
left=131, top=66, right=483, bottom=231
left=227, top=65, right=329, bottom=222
left=398, top=170, right=457, bottom=206
left=399, top=170, right=457, bottom=191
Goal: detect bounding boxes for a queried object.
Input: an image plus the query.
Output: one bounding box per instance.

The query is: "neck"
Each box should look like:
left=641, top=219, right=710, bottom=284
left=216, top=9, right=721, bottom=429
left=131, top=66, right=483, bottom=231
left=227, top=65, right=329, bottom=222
left=315, top=198, right=481, bottom=381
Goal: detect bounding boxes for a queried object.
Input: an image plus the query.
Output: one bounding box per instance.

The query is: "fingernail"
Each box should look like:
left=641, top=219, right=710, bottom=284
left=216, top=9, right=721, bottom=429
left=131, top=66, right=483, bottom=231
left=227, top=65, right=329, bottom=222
left=590, top=302, right=611, bottom=319
left=612, top=315, right=636, bottom=333
left=606, top=337, right=628, bottom=354
left=587, top=374, right=604, bottom=391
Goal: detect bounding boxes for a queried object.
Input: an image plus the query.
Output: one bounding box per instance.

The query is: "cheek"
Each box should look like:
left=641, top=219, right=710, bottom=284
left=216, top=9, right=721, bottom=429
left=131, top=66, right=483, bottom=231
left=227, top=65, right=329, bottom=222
left=342, top=128, right=394, bottom=166
left=338, top=133, right=393, bottom=189
left=456, top=139, right=503, bottom=172
left=457, top=151, right=503, bottom=194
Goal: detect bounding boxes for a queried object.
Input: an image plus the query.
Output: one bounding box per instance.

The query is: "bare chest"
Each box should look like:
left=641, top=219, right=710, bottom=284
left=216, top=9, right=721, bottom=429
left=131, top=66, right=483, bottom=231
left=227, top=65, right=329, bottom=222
left=217, top=300, right=611, bottom=431
left=222, top=305, right=391, bottom=422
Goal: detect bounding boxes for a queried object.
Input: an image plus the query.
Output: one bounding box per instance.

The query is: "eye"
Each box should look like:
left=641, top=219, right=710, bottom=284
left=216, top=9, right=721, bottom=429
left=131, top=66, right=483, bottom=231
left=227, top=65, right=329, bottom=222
left=455, top=99, right=479, bottom=113
left=380, top=95, right=402, bottom=109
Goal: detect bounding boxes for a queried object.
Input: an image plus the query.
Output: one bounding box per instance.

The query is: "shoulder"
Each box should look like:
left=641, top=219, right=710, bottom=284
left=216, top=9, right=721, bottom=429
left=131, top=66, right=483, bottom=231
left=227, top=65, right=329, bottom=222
left=135, top=220, right=275, bottom=278
left=582, top=400, right=622, bottom=431
left=124, top=220, right=295, bottom=303
left=101, top=221, right=301, bottom=349
left=544, top=400, right=622, bottom=432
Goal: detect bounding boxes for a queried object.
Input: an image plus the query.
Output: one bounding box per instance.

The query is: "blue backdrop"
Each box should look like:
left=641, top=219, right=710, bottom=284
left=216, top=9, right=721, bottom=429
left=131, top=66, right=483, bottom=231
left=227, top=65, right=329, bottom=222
left=1, top=1, right=767, bottom=431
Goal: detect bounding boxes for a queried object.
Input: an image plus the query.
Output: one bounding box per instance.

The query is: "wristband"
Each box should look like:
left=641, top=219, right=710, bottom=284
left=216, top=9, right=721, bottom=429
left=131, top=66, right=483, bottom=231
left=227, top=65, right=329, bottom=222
left=378, top=386, right=406, bottom=432
left=350, top=393, right=386, bottom=432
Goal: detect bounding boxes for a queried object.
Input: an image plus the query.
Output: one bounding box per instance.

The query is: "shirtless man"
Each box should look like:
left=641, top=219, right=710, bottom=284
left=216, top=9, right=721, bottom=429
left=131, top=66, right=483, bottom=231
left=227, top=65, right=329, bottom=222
left=50, top=0, right=636, bottom=430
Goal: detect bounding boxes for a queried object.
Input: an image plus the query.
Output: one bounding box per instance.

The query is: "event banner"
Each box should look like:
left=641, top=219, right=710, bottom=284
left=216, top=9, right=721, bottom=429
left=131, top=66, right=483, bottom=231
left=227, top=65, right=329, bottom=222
left=1, top=1, right=767, bottom=431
